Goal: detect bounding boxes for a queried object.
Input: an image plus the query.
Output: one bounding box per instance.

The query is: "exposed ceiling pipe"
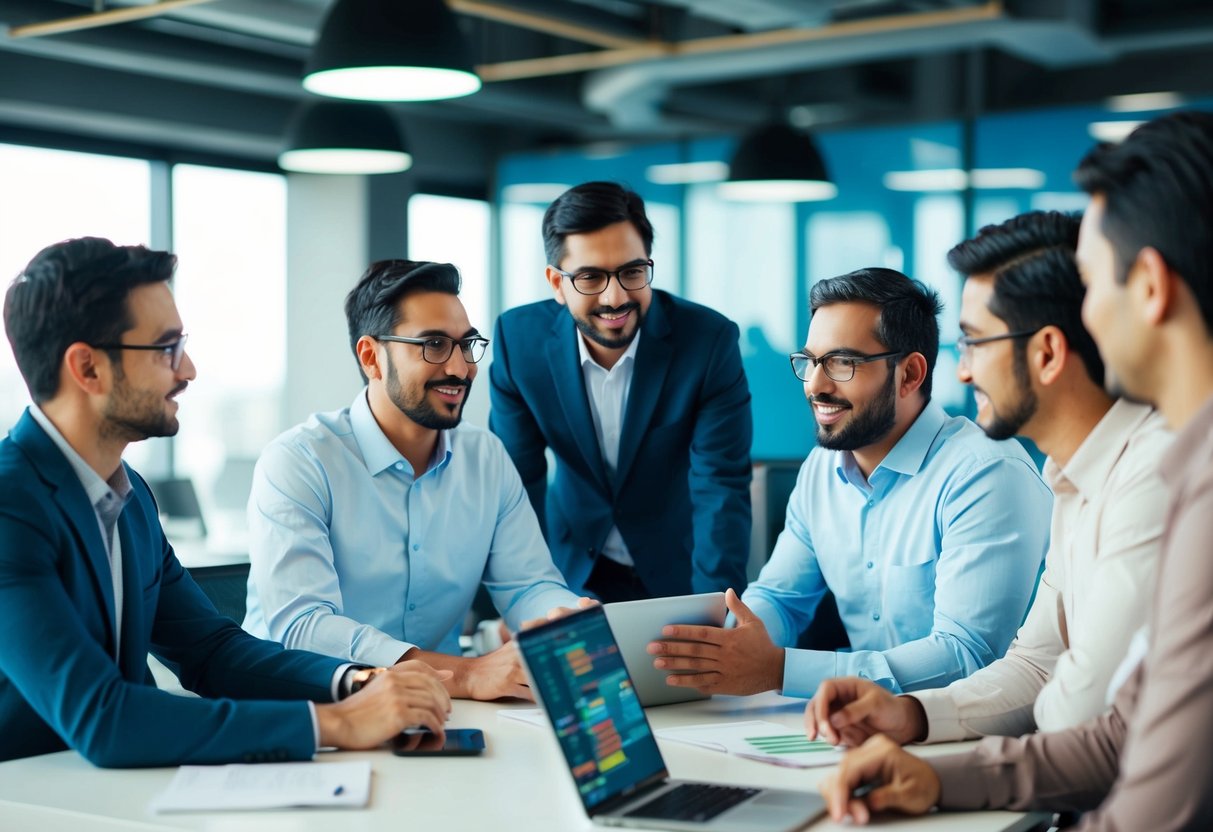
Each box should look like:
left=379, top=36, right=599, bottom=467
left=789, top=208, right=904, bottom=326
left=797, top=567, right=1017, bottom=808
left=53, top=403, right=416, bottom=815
left=580, top=1, right=1124, bottom=130
left=6, top=0, right=217, bottom=38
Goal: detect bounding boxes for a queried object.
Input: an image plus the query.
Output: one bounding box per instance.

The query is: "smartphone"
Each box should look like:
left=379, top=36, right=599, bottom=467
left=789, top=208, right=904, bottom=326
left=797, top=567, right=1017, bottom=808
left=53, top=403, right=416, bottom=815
left=391, top=728, right=486, bottom=756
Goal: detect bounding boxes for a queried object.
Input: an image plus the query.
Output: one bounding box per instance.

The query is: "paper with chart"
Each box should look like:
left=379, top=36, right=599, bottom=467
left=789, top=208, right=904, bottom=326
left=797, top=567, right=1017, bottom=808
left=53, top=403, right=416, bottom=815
left=655, top=720, right=844, bottom=768
left=150, top=760, right=372, bottom=813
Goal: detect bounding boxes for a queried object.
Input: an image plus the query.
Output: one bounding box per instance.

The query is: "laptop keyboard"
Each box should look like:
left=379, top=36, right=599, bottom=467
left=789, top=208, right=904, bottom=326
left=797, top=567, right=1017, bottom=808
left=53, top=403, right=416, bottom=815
left=624, top=783, right=760, bottom=823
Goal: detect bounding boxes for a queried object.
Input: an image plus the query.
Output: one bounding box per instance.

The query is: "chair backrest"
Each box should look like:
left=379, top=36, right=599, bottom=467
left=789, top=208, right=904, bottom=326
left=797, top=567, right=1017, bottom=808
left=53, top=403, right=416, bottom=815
left=147, top=477, right=208, bottom=538
left=188, top=563, right=251, bottom=623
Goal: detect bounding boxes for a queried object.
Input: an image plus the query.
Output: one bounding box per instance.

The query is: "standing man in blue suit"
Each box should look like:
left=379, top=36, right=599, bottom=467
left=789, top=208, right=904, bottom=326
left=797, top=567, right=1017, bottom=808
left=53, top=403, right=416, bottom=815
left=490, top=182, right=752, bottom=601
left=0, top=238, right=450, bottom=766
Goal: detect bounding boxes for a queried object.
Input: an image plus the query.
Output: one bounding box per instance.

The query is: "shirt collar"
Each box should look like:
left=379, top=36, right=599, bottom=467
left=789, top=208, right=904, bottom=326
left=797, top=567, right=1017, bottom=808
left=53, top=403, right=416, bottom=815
left=577, top=327, right=641, bottom=371
left=349, top=388, right=453, bottom=477
left=833, top=401, right=947, bottom=485
left=1160, top=393, right=1213, bottom=489
left=1044, top=399, right=1156, bottom=498
left=29, top=404, right=132, bottom=507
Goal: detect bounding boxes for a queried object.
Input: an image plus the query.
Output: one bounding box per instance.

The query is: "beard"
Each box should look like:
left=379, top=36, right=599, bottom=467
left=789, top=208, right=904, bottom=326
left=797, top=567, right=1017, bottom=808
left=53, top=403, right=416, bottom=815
left=813, top=368, right=897, bottom=451
left=385, top=352, right=470, bottom=431
left=101, top=370, right=182, bottom=442
left=979, top=352, right=1039, bottom=441
left=571, top=300, right=644, bottom=351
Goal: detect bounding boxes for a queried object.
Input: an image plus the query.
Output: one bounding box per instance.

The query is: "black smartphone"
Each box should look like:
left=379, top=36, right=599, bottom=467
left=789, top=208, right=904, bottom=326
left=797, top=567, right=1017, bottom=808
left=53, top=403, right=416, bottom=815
left=391, top=728, right=485, bottom=756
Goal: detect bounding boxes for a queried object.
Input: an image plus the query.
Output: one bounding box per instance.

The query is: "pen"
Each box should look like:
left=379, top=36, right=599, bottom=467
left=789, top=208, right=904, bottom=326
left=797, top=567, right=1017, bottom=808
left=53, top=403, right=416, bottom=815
left=333, top=785, right=345, bottom=796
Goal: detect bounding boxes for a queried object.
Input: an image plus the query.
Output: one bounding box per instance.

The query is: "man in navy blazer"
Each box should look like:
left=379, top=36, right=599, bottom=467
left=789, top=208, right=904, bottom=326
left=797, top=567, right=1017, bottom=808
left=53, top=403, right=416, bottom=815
left=490, top=182, right=752, bottom=601
left=0, top=238, right=450, bottom=766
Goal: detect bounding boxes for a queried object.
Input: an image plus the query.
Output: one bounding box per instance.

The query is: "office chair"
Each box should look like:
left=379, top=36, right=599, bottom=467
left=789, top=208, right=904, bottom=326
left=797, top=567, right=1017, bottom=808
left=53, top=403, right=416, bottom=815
left=188, top=563, right=251, bottom=623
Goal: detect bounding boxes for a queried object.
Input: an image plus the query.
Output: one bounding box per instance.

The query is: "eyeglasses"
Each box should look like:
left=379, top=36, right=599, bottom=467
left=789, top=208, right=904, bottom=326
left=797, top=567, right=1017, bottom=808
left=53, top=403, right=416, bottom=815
left=553, top=259, right=654, bottom=295
left=375, top=334, right=490, bottom=364
left=789, top=349, right=902, bottom=383
left=92, top=334, right=189, bottom=372
left=956, top=328, right=1040, bottom=364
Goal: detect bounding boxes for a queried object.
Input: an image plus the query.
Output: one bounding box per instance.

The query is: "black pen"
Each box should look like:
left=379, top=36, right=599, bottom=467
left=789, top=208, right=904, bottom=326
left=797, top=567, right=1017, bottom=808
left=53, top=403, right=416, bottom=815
left=333, top=785, right=345, bottom=796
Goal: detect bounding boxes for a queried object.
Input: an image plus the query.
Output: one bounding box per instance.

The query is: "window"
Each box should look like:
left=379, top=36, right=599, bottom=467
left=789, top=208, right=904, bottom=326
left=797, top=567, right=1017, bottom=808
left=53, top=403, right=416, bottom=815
left=170, top=164, right=287, bottom=540
left=0, top=143, right=151, bottom=439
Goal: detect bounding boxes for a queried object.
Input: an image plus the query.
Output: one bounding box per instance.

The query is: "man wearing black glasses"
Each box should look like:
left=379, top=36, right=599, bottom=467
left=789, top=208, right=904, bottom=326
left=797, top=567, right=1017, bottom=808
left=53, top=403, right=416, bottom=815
left=0, top=239, right=453, bottom=766
left=650, top=268, right=1050, bottom=700
left=245, top=259, right=582, bottom=702
left=490, top=181, right=753, bottom=602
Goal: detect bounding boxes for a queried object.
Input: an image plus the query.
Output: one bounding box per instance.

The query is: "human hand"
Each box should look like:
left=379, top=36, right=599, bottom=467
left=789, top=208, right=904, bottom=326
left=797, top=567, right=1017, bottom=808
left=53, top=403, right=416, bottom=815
left=315, top=660, right=452, bottom=749
left=645, top=588, right=783, bottom=695
left=805, top=677, right=927, bottom=746
left=521, top=597, right=599, bottom=631
left=463, top=641, right=533, bottom=701
left=819, top=735, right=941, bottom=824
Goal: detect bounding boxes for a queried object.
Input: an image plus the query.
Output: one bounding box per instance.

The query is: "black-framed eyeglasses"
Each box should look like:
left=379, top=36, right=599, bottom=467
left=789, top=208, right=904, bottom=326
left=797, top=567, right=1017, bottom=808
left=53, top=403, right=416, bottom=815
left=956, top=328, right=1041, bottom=363
left=789, top=349, right=903, bottom=383
left=92, top=334, right=189, bottom=372
left=553, top=259, right=654, bottom=295
left=374, top=334, right=490, bottom=364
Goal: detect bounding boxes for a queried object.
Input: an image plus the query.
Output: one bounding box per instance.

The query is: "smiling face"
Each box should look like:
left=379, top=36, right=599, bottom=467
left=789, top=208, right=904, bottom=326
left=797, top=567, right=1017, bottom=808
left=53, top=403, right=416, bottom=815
left=802, top=302, right=900, bottom=452
left=957, top=275, right=1039, bottom=441
left=379, top=291, right=477, bottom=431
left=546, top=220, right=653, bottom=362
left=100, top=282, right=195, bottom=441
left=1077, top=193, right=1147, bottom=402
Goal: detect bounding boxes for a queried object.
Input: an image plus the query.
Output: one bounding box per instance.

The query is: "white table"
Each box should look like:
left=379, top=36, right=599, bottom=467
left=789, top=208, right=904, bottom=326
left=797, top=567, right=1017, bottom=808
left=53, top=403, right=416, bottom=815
left=0, top=693, right=1047, bottom=832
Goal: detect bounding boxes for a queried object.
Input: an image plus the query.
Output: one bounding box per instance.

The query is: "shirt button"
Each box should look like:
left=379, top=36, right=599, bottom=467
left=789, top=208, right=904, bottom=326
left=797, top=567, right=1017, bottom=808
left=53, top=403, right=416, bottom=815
left=872, top=612, right=881, bottom=621
left=412, top=543, right=420, bottom=551
left=395, top=462, right=404, bottom=471
left=408, top=603, right=416, bottom=611
left=867, top=500, right=875, bottom=507
left=866, top=561, right=874, bottom=569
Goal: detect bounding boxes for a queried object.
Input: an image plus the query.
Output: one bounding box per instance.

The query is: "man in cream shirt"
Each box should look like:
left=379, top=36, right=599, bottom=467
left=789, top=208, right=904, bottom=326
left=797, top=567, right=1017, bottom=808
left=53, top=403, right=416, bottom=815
left=807, top=210, right=1170, bottom=744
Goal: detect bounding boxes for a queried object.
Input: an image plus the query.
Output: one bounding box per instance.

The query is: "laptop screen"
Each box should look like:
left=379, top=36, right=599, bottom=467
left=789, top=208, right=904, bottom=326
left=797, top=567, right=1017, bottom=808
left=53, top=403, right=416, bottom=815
left=518, top=606, right=669, bottom=813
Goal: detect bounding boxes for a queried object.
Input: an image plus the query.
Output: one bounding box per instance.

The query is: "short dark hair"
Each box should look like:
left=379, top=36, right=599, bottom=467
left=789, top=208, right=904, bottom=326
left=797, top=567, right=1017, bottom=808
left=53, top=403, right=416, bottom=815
left=4, top=237, right=176, bottom=403
left=542, top=181, right=654, bottom=267
left=948, top=211, right=1104, bottom=387
left=344, top=259, right=461, bottom=379
left=1075, top=110, right=1213, bottom=336
left=809, top=267, right=943, bottom=401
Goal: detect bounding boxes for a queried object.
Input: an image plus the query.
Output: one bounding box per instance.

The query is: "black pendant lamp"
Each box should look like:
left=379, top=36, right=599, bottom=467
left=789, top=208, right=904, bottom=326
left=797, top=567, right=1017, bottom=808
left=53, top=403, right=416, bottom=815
left=304, top=0, right=481, bottom=102
left=278, top=100, right=412, bottom=175
left=719, top=123, right=837, bottom=202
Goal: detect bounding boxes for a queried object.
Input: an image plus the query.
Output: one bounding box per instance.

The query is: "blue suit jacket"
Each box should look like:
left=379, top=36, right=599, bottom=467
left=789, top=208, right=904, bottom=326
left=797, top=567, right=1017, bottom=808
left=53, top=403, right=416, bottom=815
left=490, top=290, right=752, bottom=597
left=0, top=410, right=344, bottom=767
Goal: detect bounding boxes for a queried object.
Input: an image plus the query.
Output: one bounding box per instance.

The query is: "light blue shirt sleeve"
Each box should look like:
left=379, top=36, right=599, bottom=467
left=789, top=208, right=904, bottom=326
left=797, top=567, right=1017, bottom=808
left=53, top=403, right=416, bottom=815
left=743, top=407, right=1051, bottom=700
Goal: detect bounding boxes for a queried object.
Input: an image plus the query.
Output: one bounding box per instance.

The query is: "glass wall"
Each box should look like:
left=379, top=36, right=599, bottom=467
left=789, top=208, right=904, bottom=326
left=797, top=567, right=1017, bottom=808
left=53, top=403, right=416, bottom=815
left=0, top=143, right=153, bottom=460
left=171, top=163, right=288, bottom=541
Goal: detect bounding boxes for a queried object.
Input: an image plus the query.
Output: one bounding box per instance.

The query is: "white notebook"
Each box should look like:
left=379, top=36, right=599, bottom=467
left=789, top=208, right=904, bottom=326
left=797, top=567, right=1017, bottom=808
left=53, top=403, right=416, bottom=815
left=150, top=760, right=371, bottom=813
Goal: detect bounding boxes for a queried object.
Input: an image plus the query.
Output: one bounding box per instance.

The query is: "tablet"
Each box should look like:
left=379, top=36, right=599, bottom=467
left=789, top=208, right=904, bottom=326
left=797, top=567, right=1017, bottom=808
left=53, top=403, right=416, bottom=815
left=602, top=592, right=726, bottom=707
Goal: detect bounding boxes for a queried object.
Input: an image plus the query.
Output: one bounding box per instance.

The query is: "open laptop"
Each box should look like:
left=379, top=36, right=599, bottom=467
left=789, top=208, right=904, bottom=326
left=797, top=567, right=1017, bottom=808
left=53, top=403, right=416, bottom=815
left=604, top=593, right=727, bottom=707
left=517, top=606, right=825, bottom=832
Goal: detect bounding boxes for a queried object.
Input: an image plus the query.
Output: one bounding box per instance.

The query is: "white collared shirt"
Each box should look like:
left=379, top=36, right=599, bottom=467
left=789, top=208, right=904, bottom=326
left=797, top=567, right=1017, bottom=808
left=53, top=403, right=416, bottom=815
left=577, top=331, right=641, bottom=566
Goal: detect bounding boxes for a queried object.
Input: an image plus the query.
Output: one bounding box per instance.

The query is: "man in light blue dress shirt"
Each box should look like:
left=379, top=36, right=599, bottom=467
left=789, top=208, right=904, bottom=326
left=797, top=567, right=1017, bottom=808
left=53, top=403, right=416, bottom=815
left=650, top=268, right=1051, bottom=699
left=244, top=260, right=581, bottom=701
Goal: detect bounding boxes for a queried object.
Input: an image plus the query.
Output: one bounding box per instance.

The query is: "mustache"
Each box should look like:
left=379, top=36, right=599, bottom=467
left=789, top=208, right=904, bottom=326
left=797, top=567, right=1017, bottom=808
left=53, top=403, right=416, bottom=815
left=591, top=301, right=639, bottom=316
left=168, top=381, right=189, bottom=397
left=809, top=393, right=850, bottom=408
left=425, top=376, right=471, bottom=390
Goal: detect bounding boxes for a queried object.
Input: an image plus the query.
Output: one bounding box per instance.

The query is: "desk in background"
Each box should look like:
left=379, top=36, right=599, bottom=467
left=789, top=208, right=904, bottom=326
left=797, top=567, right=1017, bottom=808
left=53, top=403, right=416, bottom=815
left=0, top=693, right=1048, bottom=832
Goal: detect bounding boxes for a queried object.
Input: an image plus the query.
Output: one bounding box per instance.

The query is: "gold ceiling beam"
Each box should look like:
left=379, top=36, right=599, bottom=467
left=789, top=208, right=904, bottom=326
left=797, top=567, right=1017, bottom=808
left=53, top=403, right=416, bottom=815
left=7, top=0, right=217, bottom=39
left=448, top=0, right=651, bottom=51
left=476, top=1, right=1004, bottom=83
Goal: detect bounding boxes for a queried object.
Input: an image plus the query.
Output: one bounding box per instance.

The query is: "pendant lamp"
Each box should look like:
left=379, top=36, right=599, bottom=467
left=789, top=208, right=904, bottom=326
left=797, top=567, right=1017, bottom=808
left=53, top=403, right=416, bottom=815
left=719, top=123, right=837, bottom=202
left=278, top=100, right=412, bottom=175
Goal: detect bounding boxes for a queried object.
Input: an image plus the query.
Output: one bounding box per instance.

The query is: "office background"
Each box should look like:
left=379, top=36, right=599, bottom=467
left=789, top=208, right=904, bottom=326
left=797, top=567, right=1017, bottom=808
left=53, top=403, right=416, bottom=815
left=1, top=0, right=1212, bottom=538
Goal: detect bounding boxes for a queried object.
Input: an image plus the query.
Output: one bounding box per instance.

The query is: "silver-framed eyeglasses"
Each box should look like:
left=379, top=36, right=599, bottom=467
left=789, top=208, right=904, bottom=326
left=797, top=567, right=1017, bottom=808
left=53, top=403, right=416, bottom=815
left=553, top=259, right=654, bottom=295
left=789, top=349, right=903, bottom=383
left=375, top=334, right=490, bottom=364
left=956, top=328, right=1040, bottom=364
left=92, top=334, right=189, bottom=372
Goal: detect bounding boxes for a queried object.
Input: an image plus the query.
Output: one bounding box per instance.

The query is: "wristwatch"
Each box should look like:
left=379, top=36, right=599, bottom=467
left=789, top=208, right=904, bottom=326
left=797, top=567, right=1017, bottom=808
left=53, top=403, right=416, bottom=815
left=344, top=666, right=386, bottom=698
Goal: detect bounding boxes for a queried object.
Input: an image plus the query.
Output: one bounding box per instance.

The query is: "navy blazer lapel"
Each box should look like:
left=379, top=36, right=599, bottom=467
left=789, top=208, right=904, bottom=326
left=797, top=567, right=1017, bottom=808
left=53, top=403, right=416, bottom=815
left=13, top=411, right=120, bottom=650
left=616, top=293, right=674, bottom=491
left=115, top=492, right=150, bottom=679
left=546, top=312, right=610, bottom=491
